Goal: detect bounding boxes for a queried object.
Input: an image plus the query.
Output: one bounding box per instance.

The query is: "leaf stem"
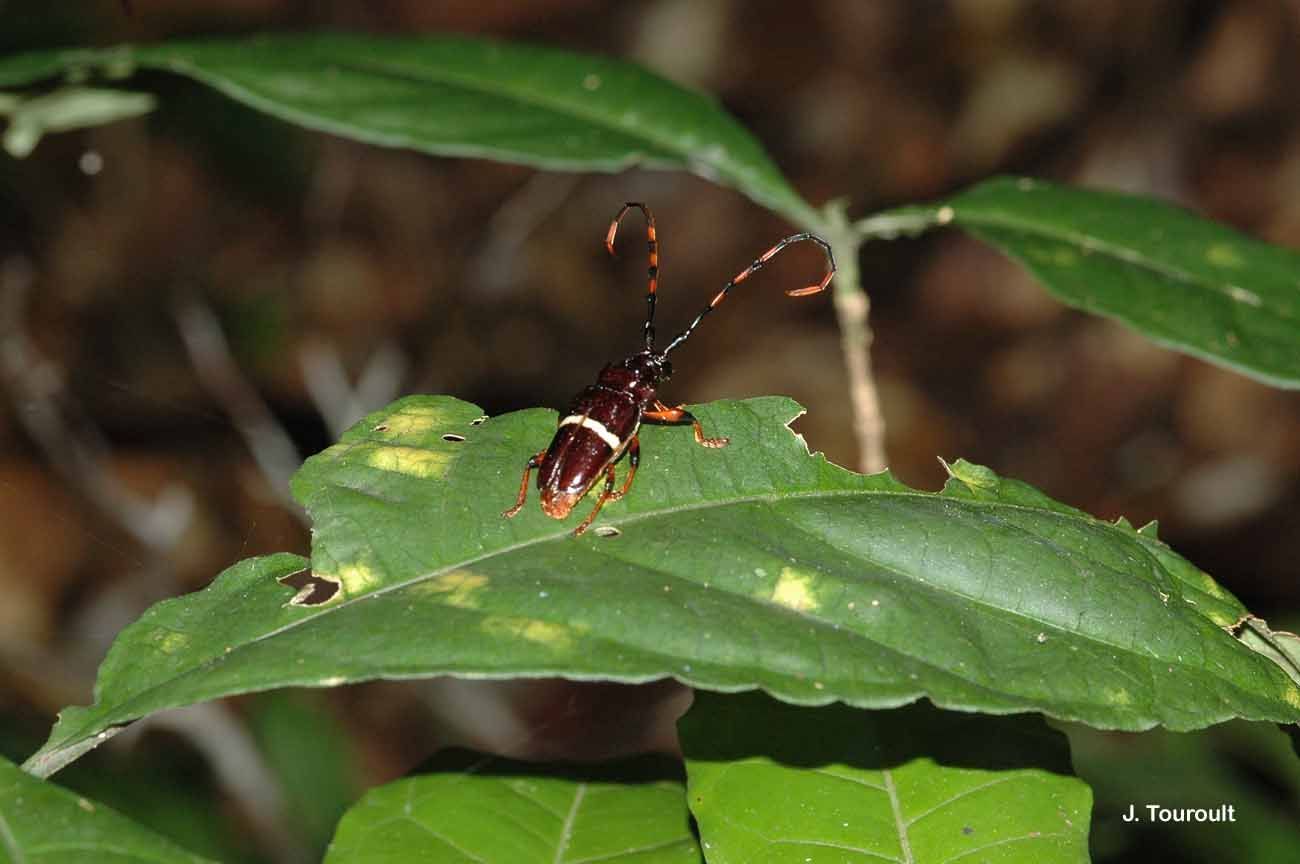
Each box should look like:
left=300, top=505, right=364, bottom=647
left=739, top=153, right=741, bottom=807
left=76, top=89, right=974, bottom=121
left=820, top=201, right=888, bottom=474
left=854, top=205, right=946, bottom=240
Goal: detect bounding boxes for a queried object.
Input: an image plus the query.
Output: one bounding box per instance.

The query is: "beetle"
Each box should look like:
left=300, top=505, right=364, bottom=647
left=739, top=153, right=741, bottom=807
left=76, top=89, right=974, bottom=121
left=503, top=203, right=836, bottom=536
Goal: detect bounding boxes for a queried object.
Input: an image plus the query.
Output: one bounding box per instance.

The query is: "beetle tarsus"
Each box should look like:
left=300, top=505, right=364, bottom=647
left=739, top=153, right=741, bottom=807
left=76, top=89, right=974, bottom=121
left=574, top=463, right=619, bottom=535
left=644, top=403, right=729, bottom=449
left=503, top=450, right=546, bottom=518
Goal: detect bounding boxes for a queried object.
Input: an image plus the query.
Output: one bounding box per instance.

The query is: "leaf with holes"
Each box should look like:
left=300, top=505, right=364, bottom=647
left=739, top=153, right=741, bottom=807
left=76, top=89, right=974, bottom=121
left=24, top=396, right=1300, bottom=777
left=0, top=34, right=816, bottom=225
left=0, top=754, right=217, bottom=863
left=877, top=176, right=1300, bottom=388
left=680, top=692, right=1091, bottom=863
left=323, top=750, right=698, bottom=863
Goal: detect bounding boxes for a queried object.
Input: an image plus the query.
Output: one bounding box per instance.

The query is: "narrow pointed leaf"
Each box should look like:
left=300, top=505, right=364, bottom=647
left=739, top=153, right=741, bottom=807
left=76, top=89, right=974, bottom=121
left=0, top=35, right=816, bottom=224
left=877, top=177, right=1300, bottom=387
left=0, top=755, right=216, bottom=863
left=680, top=692, right=1091, bottom=863
left=26, top=396, right=1300, bottom=777
left=324, top=751, right=698, bottom=863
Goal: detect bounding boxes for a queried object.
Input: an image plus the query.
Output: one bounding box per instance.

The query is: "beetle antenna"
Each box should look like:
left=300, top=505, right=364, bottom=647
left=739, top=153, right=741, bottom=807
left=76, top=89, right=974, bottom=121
left=662, top=233, right=835, bottom=356
left=606, top=202, right=660, bottom=350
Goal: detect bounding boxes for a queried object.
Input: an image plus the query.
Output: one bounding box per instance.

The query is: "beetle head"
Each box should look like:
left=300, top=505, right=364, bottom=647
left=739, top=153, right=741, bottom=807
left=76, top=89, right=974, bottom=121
left=622, top=350, right=671, bottom=384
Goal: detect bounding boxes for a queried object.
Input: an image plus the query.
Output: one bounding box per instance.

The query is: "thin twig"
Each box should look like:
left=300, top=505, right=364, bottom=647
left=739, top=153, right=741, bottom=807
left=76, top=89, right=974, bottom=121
left=300, top=338, right=407, bottom=439
left=473, top=172, right=581, bottom=296
left=0, top=256, right=195, bottom=551
left=173, top=293, right=307, bottom=523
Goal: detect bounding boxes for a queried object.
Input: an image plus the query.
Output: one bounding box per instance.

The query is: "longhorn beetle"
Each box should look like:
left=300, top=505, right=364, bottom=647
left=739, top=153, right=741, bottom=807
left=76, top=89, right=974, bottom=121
left=503, top=203, right=836, bottom=536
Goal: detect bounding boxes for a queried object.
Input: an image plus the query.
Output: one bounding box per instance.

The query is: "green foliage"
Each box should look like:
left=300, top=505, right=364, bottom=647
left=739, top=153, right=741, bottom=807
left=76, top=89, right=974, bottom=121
left=25, top=396, right=1300, bottom=783
left=0, top=754, right=216, bottom=863
left=681, top=692, right=1091, bottom=863
left=4, top=28, right=1300, bottom=864
left=324, top=751, right=698, bottom=863
left=0, top=34, right=817, bottom=225
left=877, top=178, right=1300, bottom=389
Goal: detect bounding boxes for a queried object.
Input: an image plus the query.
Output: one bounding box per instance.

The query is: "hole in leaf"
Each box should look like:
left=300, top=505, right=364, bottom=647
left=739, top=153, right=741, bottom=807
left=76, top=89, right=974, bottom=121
left=278, top=569, right=341, bottom=606
left=442, top=433, right=466, bottom=442
left=372, top=423, right=389, bottom=432
left=593, top=526, right=620, bottom=538
left=470, top=416, right=488, bottom=426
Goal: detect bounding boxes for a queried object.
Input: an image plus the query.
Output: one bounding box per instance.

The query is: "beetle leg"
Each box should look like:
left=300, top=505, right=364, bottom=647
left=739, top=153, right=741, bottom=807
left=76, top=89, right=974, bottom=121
left=502, top=449, right=548, bottom=518
left=573, top=463, right=619, bottom=536
left=644, top=402, right=729, bottom=448
left=607, top=435, right=639, bottom=502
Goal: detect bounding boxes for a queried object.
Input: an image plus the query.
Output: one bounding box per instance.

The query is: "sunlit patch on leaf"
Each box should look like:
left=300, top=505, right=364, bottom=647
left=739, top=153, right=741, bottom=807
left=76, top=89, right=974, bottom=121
left=334, top=563, right=381, bottom=597
left=1104, top=688, right=1133, bottom=706
left=151, top=630, right=190, bottom=654
left=363, top=444, right=450, bottom=479
left=417, top=569, right=490, bottom=609
left=278, top=568, right=341, bottom=607
left=369, top=401, right=452, bottom=440
left=769, top=566, right=820, bottom=613
left=1206, top=242, right=1244, bottom=268
left=481, top=616, right=577, bottom=650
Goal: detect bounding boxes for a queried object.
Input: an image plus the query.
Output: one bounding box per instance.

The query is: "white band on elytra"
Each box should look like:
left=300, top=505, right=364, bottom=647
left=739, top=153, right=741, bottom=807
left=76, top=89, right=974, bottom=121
left=558, top=414, right=622, bottom=450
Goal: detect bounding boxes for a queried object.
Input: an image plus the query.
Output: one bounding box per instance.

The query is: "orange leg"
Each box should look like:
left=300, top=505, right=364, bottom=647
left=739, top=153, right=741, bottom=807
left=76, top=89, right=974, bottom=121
left=643, top=402, right=729, bottom=448
left=606, top=435, right=639, bottom=502
left=502, top=449, right=547, bottom=518
left=573, top=463, right=619, bottom=536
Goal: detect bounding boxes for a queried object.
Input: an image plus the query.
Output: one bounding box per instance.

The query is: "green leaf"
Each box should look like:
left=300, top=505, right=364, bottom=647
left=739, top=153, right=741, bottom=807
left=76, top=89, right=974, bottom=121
left=323, top=750, right=699, bottom=863
left=0, top=754, right=216, bottom=863
left=875, top=176, right=1300, bottom=388
left=680, top=692, right=1091, bottom=863
left=0, top=35, right=816, bottom=224
left=25, top=396, right=1300, bottom=777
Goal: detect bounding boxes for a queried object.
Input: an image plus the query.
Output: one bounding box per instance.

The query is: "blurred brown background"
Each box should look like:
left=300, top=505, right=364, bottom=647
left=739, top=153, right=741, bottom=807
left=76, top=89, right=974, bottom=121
left=1, top=0, right=1299, bottom=860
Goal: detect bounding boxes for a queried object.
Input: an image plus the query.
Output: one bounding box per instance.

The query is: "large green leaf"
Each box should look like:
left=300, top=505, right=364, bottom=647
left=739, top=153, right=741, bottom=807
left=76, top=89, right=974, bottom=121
left=324, top=751, right=698, bottom=863
left=876, top=177, right=1300, bottom=388
left=25, top=395, right=1300, bottom=776
left=0, top=34, right=817, bottom=224
left=680, top=692, right=1090, bottom=863
left=0, top=755, right=215, bottom=863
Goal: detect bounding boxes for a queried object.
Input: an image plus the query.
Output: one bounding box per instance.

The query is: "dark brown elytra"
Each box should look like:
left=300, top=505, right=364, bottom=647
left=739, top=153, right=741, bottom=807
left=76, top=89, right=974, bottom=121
left=503, top=203, right=836, bottom=536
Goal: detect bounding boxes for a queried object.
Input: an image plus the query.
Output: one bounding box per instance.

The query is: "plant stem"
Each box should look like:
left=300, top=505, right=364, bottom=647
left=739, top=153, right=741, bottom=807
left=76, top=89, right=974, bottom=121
left=820, top=203, right=887, bottom=474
